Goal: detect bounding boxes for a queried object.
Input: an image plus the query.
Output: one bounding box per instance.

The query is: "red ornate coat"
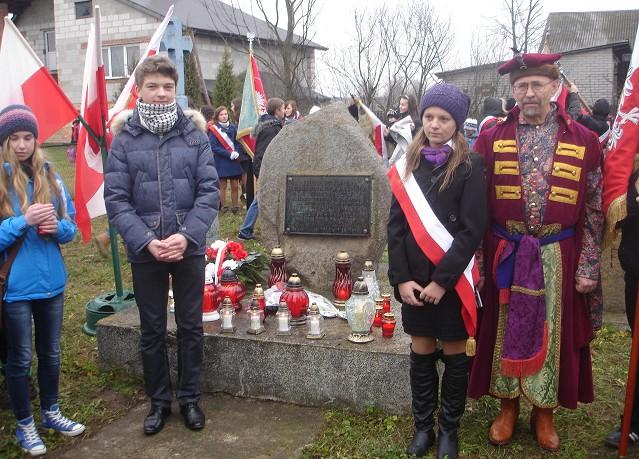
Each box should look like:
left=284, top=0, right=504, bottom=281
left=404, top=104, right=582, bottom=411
left=468, top=106, right=603, bottom=409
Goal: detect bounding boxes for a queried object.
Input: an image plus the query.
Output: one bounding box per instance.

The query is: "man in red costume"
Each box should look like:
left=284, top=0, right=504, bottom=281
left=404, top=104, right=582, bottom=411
left=468, top=52, right=604, bottom=452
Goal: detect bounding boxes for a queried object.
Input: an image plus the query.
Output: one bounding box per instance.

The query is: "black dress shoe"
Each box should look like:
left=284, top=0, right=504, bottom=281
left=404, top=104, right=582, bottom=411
left=180, top=402, right=205, bottom=430
left=144, top=405, right=171, bottom=435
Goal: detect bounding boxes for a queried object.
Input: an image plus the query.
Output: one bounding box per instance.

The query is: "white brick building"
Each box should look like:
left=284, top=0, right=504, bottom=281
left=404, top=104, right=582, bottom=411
left=436, top=10, right=638, bottom=119
left=6, top=0, right=326, bottom=105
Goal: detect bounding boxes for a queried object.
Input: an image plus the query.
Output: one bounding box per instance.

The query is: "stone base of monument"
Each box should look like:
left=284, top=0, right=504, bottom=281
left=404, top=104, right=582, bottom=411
left=96, top=300, right=412, bottom=414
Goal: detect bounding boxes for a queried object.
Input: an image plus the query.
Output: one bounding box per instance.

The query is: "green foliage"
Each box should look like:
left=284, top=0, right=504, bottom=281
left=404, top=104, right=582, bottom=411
left=184, top=51, right=205, bottom=109
left=212, top=47, right=238, bottom=109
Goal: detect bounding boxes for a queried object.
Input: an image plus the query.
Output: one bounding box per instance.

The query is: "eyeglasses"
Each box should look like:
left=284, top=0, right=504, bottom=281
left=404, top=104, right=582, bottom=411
left=512, top=80, right=556, bottom=95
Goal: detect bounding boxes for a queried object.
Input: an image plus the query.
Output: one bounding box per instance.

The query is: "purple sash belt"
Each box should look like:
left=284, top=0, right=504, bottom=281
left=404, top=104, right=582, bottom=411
left=493, top=224, right=575, bottom=377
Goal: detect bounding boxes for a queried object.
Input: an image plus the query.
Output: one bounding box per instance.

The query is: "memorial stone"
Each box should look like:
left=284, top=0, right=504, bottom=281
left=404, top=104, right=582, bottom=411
left=259, top=103, right=391, bottom=292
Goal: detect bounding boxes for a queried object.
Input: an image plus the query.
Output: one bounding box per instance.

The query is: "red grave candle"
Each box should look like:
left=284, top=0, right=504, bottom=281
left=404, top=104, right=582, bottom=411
left=382, top=312, right=396, bottom=338
left=332, top=251, right=352, bottom=308
left=373, top=300, right=384, bottom=328
left=280, top=273, right=309, bottom=325
left=216, top=268, right=246, bottom=311
left=268, top=246, right=288, bottom=288
left=381, top=293, right=392, bottom=314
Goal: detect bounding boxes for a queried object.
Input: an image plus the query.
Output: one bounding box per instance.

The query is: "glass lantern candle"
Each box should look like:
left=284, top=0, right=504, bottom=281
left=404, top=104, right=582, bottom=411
left=345, top=277, right=376, bottom=343
left=306, top=302, right=325, bottom=340
left=332, top=251, right=352, bottom=310
left=268, top=246, right=288, bottom=288
left=275, top=299, right=291, bottom=335
left=373, top=298, right=384, bottom=327
left=381, top=293, right=392, bottom=314
left=382, top=312, right=397, bottom=338
left=202, top=282, right=219, bottom=322
left=219, top=297, right=236, bottom=334
left=280, top=273, right=309, bottom=326
left=247, top=298, right=266, bottom=335
left=362, top=260, right=380, bottom=301
left=216, top=268, right=247, bottom=311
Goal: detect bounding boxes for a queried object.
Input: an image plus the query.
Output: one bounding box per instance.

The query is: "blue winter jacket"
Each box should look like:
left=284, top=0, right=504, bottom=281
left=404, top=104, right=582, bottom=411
left=208, top=123, right=243, bottom=179
left=104, top=107, right=219, bottom=263
left=0, top=163, right=76, bottom=302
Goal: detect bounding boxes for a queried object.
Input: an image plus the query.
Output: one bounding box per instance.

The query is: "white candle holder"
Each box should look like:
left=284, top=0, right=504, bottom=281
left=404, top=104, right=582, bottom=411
left=247, top=298, right=265, bottom=335
left=306, top=302, right=325, bottom=339
left=276, top=299, right=291, bottom=336
left=219, top=297, right=236, bottom=334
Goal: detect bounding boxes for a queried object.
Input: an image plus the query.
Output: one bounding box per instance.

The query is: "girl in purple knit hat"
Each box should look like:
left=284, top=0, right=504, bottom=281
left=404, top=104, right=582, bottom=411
left=0, top=104, right=84, bottom=456
left=387, top=83, right=486, bottom=459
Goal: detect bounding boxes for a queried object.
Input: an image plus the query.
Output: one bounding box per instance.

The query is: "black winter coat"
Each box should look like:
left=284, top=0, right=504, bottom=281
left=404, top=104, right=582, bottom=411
left=566, top=92, right=610, bottom=137
left=387, top=153, right=487, bottom=300
left=252, top=114, right=282, bottom=179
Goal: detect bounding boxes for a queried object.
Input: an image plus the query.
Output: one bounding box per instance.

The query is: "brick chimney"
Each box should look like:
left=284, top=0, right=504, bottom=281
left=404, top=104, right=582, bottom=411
left=0, top=3, right=8, bottom=49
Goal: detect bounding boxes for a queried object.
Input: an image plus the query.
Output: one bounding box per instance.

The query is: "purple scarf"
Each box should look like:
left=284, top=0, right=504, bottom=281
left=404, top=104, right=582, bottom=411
left=421, top=144, right=453, bottom=167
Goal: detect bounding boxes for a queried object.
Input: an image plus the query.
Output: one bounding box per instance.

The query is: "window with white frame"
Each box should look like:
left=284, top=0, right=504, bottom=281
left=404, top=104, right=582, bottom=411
left=102, top=44, right=140, bottom=79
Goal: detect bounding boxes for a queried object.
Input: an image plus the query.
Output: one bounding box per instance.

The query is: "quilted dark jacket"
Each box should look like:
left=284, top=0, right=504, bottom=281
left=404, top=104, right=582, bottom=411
left=104, top=106, right=219, bottom=263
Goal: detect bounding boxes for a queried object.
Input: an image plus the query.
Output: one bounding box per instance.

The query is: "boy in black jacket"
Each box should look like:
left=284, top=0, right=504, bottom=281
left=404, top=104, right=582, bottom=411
left=238, top=98, right=284, bottom=240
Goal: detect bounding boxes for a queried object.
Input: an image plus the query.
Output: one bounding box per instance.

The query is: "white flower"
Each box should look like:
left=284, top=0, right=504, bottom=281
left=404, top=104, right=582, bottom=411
left=211, top=240, right=226, bottom=251
left=222, top=259, right=238, bottom=271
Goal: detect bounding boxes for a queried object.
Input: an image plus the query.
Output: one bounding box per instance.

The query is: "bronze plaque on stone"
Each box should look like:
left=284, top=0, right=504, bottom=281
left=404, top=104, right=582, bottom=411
left=284, top=175, right=372, bottom=236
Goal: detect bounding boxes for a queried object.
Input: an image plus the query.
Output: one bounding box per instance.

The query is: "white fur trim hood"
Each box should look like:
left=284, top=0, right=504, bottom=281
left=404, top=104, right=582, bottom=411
left=109, top=108, right=207, bottom=136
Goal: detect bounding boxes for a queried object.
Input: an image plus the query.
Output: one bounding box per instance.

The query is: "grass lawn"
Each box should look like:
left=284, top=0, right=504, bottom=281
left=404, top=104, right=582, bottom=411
left=0, top=146, right=633, bottom=458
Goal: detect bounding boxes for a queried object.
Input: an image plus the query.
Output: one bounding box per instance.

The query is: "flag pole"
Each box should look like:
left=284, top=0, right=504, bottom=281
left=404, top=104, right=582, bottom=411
left=619, top=282, right=639, bottom=457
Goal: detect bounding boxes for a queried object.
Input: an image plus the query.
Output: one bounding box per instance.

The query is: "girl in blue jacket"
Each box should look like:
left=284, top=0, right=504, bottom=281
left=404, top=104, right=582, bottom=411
left=0, top=105, right=84, bottom=456
left=207, top=106, right=243, bottom=213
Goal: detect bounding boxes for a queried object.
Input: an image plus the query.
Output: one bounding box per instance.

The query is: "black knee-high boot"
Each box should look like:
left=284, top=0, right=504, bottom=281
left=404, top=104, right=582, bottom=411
left=437, top=353, right=468, bottom=459
left=406, top=350, right=440, bottom=457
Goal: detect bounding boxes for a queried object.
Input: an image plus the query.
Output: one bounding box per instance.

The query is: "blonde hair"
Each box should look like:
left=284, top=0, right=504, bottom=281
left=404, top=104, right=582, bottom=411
left=402, top=129, right=470, bottom=191
left=0, top=138, right=63, bottom=218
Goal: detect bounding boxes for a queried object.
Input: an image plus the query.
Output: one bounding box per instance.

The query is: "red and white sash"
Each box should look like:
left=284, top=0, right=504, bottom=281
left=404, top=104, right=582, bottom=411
left=209, top=124, right=235, bottom=153
left=388, top=155, right=479, bottom=337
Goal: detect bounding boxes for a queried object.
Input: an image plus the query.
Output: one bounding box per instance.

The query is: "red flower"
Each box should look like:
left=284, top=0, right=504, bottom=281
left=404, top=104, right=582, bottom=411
left=226, top=241, right=248, bottom=261
left=205, top=247, right=217, bottom=261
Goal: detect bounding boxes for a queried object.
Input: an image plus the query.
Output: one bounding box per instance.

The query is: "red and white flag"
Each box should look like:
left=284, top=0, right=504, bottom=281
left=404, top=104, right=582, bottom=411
left=603, top=22, right=639, bottom=242
left=107, top=4, right=174, bottom=122
left=358, top=101, right=388, bottom=163
left=388, top=155, right=479, bottom=339
left=75, top=7, right=109, bottom=242
left=0, top=17, right=77, bottom=142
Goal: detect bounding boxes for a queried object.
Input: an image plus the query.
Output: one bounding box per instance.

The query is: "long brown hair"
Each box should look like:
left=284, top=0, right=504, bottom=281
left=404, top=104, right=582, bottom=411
left=402, top=129, right=470, bottom=191
left=0, top=139, right=63, bottom=218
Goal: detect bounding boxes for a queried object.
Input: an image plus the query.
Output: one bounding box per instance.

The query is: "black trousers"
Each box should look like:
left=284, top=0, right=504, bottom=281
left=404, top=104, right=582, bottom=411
left=624, top=272, right=639, bottom=431
left=131, top=255, right=205, bottom=407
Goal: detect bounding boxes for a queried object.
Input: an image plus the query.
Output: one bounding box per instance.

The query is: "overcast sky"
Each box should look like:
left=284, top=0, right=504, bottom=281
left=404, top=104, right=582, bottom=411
left=229, top=0, right=637, bottom=96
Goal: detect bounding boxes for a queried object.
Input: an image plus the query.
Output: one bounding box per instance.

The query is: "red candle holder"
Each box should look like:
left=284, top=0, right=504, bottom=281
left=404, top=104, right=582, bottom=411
left=280, top=273, right=309, bottom=326
left=382, top=312, right=396, bottom=338
left=216, top=268, right=246, bottom=311
left=332, top=251, right=352, bottom=310
left=268, top=246, right=288, bottom=288
left=381, top=293, right=392, bottom=314
left=373, top=300, right=384, bottom=328
left=202, top=283, right=218, bottom=321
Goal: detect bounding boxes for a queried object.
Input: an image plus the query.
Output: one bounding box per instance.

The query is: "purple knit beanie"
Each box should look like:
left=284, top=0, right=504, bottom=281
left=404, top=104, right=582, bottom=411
left=0, top=104, right=39, bottom=145
left=419, top=83, right=470, bottom=131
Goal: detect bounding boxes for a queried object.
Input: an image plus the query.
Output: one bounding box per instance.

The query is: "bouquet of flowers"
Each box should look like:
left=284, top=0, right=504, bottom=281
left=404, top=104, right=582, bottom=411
left=205, top=239, right=265, bottom=285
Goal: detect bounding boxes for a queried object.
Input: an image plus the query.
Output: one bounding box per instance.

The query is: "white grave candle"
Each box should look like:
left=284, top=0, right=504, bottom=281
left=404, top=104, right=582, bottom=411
left=278, top=314, right=289, bottom=332
left=309, top=317, right=320, bottom=335
left=250, top=313, right=261, bottom=330
left=222, top=312, right=233, bottom=329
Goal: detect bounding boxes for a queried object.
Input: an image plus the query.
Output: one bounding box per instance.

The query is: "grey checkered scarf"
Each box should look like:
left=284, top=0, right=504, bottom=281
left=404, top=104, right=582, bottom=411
left=136, top=99, right=178, bottom=135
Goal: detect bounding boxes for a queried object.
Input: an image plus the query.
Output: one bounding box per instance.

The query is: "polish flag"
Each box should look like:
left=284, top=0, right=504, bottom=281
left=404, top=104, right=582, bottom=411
left=107, top=4, right=174, bottom=122
left=603, top=23, right=639, bottom=243
left=0, top=17, right=77, bottom=142
left=75, top=7, right=109, bottom=242
left=358, top=101, right=388, bottom=163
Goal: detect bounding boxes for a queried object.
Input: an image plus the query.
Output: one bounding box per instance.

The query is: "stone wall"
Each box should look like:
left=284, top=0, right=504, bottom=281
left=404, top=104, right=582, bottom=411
left=12, top=0, right=54, bottom=68
left=559, top=48, right=616, bottom=106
